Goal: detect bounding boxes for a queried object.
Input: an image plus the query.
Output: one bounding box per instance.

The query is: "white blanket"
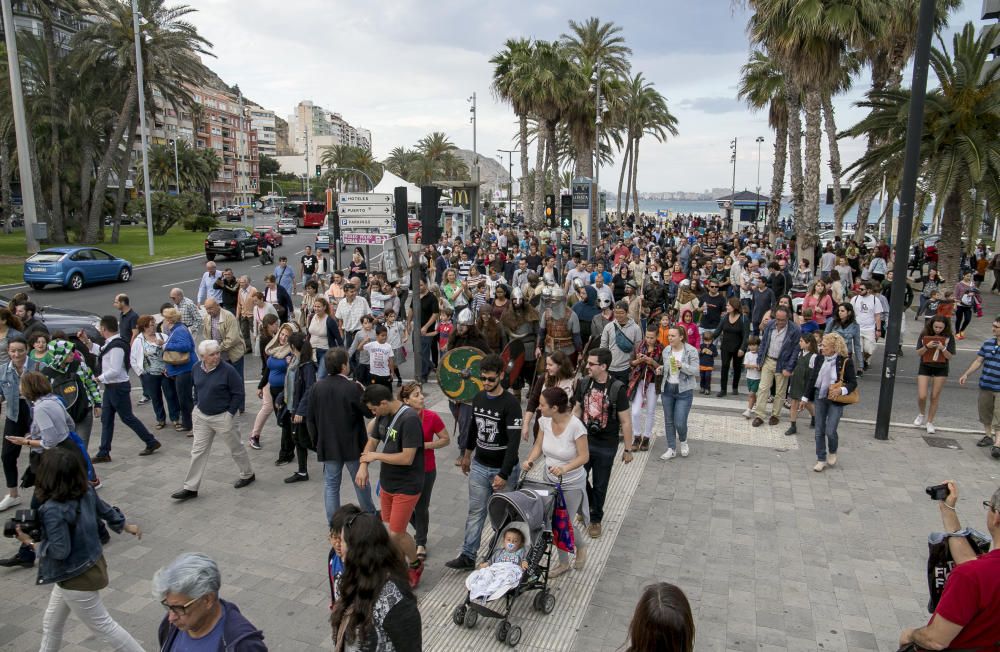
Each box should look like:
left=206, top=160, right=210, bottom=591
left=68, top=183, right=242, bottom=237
left=465, top=562, right=523, bottom=601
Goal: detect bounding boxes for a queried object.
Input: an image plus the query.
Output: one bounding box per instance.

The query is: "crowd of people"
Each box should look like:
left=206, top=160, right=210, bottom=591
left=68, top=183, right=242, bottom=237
left=1, top=208, right=999, bottom=651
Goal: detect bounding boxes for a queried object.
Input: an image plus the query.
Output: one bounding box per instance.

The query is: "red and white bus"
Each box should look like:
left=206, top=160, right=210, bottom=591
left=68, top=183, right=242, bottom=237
left=284, top=201, right=326, bottom=228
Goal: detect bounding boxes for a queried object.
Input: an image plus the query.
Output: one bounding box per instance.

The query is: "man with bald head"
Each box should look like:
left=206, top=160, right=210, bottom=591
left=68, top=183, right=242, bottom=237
left=197, top=261, right=223, bottom=305
left=170, top=288, right=202, bottom=334
left=201, top=298, right=246, bottom=412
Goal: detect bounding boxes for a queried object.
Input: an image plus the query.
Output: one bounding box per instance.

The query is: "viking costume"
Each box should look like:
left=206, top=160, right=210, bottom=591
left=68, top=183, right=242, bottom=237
left=500, top=288, right=540, bottom=394
left=536, top=285, right=582, bottom=365
left=446, top=308, right=491, bottom=452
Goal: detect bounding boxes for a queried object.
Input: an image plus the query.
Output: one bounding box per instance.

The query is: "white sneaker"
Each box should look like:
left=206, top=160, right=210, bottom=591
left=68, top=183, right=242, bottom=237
left=0, top=495, right=22, bottom=512
left=679, top=442, right=690, bottom=457
left=659, top=448, right=677, bottom=461
left=926, top=422, right=936, bottom=434
left=742, top=409, right=753, bottom=418
left=913, top=414, right=926, bottom=427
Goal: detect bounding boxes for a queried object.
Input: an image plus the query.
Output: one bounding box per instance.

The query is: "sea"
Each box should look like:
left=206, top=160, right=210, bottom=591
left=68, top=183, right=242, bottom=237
left=610, top=198, right=935, bottom=227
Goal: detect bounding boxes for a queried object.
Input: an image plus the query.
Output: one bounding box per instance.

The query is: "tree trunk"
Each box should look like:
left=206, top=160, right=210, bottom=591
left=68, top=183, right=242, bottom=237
left=623, top=138, right=635, bottom=216
left=617, top=136, right=631, bottom=218
left=110, top=115, right=139, bottom=244
left=768, top=116, right=787, bottom=238
left=547, top=120, right=558, bottom=199
left=42, top=15, right=65, bottom=244
left=0, top=135, right=11, bottom=235
left=821, top=92, right=844, bottom=234
left=78, top=140, right=95, bottom=238
left=786, top=83, right=804, bottom=229
left=937, top=190, right=962, bottom=284
left=533, top=124, right=546, bottom=228
left=572, top=127, right=594, bottom=180
left=798, top=89, right=822, bottom=265
left=519, top=113, right=530, bottom=219
left=84, top=74, right=138, bottom=244
left=631, top=138, right=641, bottom=214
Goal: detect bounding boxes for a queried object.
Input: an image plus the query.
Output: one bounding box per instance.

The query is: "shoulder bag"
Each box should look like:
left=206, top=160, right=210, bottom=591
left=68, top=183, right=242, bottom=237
left=828, top=359, right=859, bottom=405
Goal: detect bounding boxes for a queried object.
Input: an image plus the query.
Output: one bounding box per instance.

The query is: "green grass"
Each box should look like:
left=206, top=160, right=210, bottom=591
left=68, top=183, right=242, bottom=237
left=0, top=225, right=210, bottom=285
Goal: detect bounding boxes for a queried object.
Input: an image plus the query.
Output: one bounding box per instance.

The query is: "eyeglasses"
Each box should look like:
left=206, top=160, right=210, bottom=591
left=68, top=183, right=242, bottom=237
left=983, top=501, right=997, bottom=513
left=481, top=375, right=499, bottom=384
left=161, top=596, right=200, bottom=615
left=587, top=361, right=602, bottom=367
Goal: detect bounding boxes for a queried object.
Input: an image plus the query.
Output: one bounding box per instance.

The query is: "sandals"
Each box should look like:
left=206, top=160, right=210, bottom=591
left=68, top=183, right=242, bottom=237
left=155, top=422, right=166, bottom=430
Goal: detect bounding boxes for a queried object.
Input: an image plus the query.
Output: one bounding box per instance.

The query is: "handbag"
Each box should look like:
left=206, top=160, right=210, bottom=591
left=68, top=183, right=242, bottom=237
left=60, top=554, right=109, bottom=591
left=827, top=359, right=859, bottom=405
left=162, top=350, right=190, bottom=365
left=551, top=482, right=576, bottom=554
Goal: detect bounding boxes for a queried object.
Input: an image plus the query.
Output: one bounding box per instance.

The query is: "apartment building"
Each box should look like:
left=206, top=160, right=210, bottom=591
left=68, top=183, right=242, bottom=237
left=285, top=100, right=371, bottom=155
left=249, top=106, right=278, bottom=157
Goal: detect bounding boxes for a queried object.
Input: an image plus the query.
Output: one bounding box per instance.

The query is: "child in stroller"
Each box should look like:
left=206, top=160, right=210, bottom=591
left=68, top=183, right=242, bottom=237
left=479, top=526, right=530, bottom=571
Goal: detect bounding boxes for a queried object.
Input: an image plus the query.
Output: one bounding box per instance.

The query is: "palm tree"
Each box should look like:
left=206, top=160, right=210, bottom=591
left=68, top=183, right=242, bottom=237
left=822, top=52, right=861, bottom=234
left=843, top=23, right=1000, bottom=285
left=76, top=0, right=212, bottom=243
left=739, top=49, right=789, bottom=238
left=617, top=74, right=678, bottom=217
left=490, top=38, right=534, bottom=217
left=416, top=132, right=456, bottom=162
left=383, top=146, right=421, bottom=181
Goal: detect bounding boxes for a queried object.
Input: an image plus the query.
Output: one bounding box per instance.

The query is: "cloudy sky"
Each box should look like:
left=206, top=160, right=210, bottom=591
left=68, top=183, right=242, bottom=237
left=191, top=0, right=986, bottom=194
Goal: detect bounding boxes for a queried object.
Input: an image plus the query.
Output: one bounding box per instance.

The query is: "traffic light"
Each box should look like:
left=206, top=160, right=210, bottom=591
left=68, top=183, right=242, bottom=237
left=315, top=164, right=322, bottom=178
left=560, top=194, right=572, bottom=229
left=544, top=194, right=556, bottom=227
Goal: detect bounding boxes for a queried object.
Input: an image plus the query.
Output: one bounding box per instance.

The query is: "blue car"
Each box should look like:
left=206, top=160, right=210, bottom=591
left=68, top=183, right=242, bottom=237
left=23, top=247, right=133, bottom=291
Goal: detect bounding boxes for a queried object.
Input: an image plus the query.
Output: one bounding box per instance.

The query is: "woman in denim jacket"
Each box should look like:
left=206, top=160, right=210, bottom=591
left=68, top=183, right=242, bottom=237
left=12, top=446, right=144, bottom=651
left=659, top=325, right=700, bottom=461
left=162, top=307, right=198, bottom=432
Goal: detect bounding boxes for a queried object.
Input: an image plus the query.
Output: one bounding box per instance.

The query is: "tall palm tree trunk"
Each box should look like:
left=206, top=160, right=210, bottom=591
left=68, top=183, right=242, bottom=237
left=786, top=84, right=804, bottom=229
left=768, top=117, right=787, bottom=238
left=573, top=132, right=594, bottom=180
left=799, top=89, right=822, bottom=264
left=623, top=138, right=635, bottom=216
left=533, top=127, right=546, bottom=228
left=822, top=93, right=844, bottom=235
left=42, top=15, right=65, bottom=243
left=519, top=114, right=530, bottom=218
left=78, top=140, right=96, bottom=237
left=630, top=138, right=641, bottom=214
left=111, top=114, right=139, bottom=244
left=616, top=137, right=632, bottom=217
left=85, top=75, right=138, bottom=244
left=0, top=135, right=11, bottom=235
left=937, top=190, right=962, bottom=284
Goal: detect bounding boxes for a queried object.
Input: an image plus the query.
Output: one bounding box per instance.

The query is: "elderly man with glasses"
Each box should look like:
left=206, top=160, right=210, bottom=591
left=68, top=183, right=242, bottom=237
left=153, top=552, right=266, bottom=650
left=898, top=481, right=1000, bottom=651
left=334, top=282, right=370, bottom=352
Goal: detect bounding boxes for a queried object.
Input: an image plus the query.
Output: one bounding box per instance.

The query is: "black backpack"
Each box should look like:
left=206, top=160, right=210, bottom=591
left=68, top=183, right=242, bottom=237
left=42, top=360, right=90, bottom=423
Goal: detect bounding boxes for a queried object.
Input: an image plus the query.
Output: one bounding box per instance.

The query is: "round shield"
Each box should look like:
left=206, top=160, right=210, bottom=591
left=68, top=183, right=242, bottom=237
left=501, top=338, right=526, bottom=386
left=437, top=346, right=486, bottom=404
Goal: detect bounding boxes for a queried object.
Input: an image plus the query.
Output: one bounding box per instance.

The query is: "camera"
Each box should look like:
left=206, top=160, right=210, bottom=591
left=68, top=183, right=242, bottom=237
left=925, top=484, right=949, bottom=501
left=587, top=421, right=602, bottom=436
left=3, top=509, right=41, bottom=541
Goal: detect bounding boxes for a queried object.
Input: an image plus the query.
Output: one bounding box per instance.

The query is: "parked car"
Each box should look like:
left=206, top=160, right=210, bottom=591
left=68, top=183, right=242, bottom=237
left=204, top=228, right=259, bottom=262
left=315, top=227, right=330, bottom=252
left=252, top=225, right=283, bottom=248
left=23, top=247, right=133, bottom=291
left=103, top=213, right=141, bottom=226
left=277, top=217, right=298, bottom=234
left=0, top=296, right=103, bottom=343
left=818, top=230, right=878, bottom=250
left=261, top=206, right=277, bottom=215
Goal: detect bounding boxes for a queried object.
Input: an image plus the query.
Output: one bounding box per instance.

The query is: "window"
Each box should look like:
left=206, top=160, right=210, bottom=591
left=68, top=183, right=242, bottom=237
left=90, top=249, right=114, bottom=261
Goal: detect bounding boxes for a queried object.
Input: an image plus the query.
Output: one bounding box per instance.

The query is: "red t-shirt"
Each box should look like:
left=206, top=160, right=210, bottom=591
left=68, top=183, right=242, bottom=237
left=420, top=410, right=445, bottom=473
left=931, top=548, right=1000, bottom=649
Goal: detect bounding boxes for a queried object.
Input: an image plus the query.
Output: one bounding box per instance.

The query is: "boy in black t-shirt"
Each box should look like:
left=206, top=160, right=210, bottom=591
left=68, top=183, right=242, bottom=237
left=358, top=384, right=426, bottom=588
left=300, top=246, right=319, bottom=284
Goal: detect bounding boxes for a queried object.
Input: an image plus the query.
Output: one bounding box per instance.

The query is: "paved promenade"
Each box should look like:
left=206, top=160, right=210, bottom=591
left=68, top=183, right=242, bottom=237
left=1, top=294, right=998, bottom=650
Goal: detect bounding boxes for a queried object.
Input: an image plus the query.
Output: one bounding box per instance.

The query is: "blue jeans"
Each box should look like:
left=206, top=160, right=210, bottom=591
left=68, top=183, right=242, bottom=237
left=98, top=382, right=158, bottom=458
left=461, top=459, right=520, bottom=560
left=170, top=372, right=194, bottom=430
left=139, top=373, right=179, bottom=424
left=420, top=335, right=435, bottom=380
left=584, top=443, right=616, bottom=524
left=661, top=384, right=693, bottom=450
left=315, top=348, right=328, bottom=379
left=323, top=460, right=376, bottom=526
left=814, top=397, right=844, bottom=462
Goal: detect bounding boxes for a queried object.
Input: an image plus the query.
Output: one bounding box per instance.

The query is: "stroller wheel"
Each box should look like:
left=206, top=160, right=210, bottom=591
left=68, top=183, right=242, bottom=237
left=533, top=590, right=556, bottom=614
left=451, top=605, right=466, bottom=627
left=495, top=621, right=510, bottom=643
left=506, top=625, right=523, bottom=646
left=463, top=609, right=479, bottom=628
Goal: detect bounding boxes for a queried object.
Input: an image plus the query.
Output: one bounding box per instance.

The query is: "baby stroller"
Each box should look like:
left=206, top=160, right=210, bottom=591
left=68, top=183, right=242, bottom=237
left=451, top=479, right=558, bottom=647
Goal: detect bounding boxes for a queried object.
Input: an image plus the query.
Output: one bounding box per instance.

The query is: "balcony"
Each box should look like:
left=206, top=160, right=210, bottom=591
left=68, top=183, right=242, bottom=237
left=985, top=0, right=1000, bottom=20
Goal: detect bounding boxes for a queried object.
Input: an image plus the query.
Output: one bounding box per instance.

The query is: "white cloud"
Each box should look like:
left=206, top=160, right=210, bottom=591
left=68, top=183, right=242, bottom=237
left=187, top=0, right=990, bottom=193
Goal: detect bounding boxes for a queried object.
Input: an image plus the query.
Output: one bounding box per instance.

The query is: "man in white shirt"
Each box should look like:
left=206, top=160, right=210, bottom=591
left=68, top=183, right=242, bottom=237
left=196, top=261, right=224, bottom=306
left=850, top=282, right=883, bottom=371
left=335, top=282, right=371, bottom=351
left=79, top=316, right=161, bottom=463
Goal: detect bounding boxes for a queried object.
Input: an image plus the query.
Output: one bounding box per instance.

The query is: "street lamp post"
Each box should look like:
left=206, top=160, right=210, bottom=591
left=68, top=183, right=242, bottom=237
left=497, top=148, right=517, bottom=215
left=755, top=136, right=764, bottom=228
left=1, top=0, right=39, bottom=253
left=593, top=60, right=602, bottom=248
left=132, top=0, right=154, bottom=256
left=469, top=92, right=479, bottom=226
left=729, top=138, right=737, bottom=228
left=171, top=138, right=181, bottom=194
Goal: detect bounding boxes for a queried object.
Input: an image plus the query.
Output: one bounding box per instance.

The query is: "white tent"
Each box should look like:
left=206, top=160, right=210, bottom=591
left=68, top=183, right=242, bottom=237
left=373, top=170, right=421, bottom=200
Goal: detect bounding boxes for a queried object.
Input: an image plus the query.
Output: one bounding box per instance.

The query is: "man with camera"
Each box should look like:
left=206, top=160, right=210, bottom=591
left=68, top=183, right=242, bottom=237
left=574, top=347, right=634, bottom=539
left=898, top=481, right=1000, bottom=651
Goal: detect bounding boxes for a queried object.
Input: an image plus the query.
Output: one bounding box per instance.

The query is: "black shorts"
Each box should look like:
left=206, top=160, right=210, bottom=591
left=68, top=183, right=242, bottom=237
left=917, top=363, right=948, bottom=378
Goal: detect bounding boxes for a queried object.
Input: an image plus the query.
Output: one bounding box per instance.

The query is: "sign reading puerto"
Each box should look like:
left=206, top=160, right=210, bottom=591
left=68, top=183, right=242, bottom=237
left=339, top=204, right=393, bottom=216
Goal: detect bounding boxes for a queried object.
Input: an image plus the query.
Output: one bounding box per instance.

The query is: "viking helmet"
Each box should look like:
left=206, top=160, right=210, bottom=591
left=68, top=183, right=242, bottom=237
left=512, top=287, right=524, bottom=305
left=573, top=278, right=585, bottom=290
left=457, top=308, right=475, bottom=326
left=598, top=295, right=613, bottom=309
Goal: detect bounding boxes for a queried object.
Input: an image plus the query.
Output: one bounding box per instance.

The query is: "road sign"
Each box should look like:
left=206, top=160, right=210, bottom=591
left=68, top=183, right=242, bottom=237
left=342, top=232, right=391, bottom=246
left=338, top=204, right=393, bottom=217
left=338, top=193, right=394, bottom=205
left=339, top=216, right=393, bottom=228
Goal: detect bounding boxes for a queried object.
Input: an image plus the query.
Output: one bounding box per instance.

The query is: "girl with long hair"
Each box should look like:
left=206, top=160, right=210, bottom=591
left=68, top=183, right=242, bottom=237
left=522, top=351, right=576, bottom=441
left=284, top=331, right=318, bottom=483
left=913, top=316, right=956, bottom=434
left=624, top=582, right=695, bottom=652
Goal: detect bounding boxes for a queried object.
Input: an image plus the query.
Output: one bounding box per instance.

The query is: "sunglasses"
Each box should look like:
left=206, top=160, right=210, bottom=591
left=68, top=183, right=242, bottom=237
left=161, top=596, right=200, bottom=615
left=481, top=375, right=499, bottom=383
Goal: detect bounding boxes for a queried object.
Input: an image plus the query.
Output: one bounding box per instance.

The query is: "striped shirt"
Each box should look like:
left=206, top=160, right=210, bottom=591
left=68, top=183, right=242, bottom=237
left=977, top=338, right=1000, bottom=391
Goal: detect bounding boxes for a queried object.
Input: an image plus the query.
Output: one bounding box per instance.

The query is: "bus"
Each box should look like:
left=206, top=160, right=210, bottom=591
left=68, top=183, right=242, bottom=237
left=284, top=201, right=326, bottom=228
